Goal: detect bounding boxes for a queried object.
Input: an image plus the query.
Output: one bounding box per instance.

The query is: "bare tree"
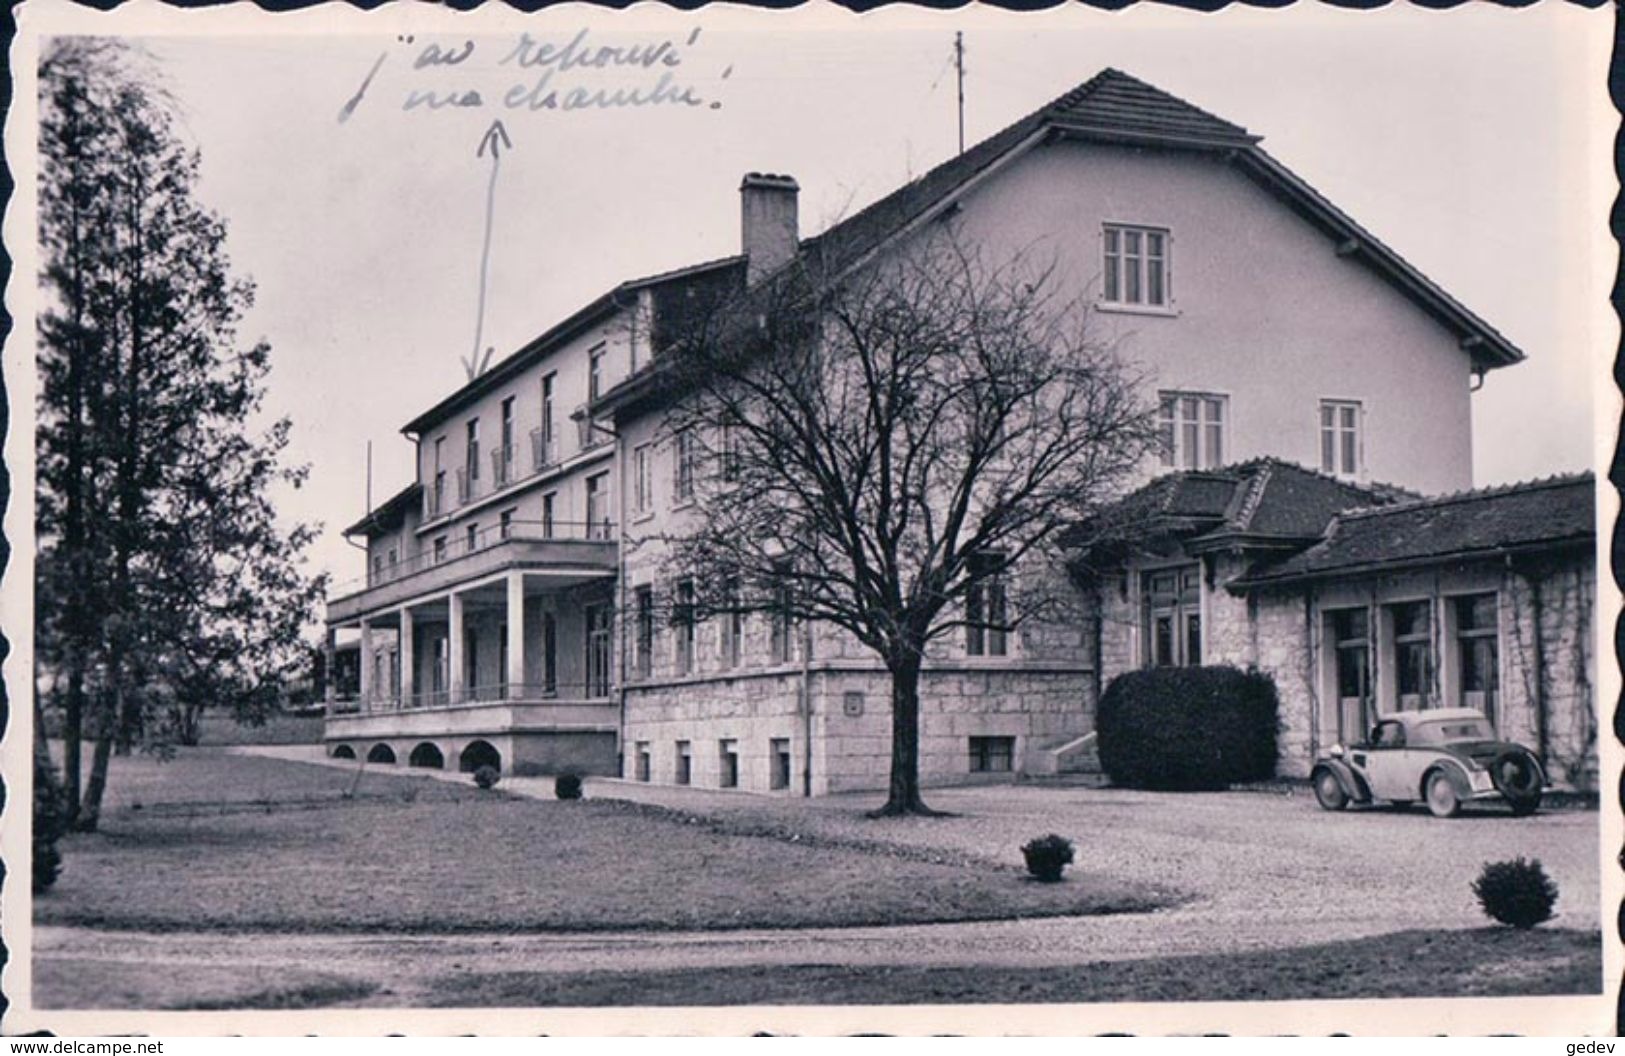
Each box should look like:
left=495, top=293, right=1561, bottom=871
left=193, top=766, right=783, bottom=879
left=650, top=230, right=1159, bottom=815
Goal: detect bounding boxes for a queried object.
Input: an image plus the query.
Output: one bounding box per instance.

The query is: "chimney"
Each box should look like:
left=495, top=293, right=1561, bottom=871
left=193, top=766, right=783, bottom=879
left=740, top=172, right=799, bottom=286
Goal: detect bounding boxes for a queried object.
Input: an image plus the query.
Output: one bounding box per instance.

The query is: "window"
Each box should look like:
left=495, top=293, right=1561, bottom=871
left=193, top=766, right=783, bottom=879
left=1454, top=593, right=1499, bottom=725
left=675, top=741, right=692, bottom=785
left=1320, top=400, right=1361, bottom=477
left=674, top=579, right=696, bottom=674
left=635, top=742, right=651, bottom=783
left=1387, top=600, right=1433, bottom=711
left=634, top=586, right=654, bottom=679
left=719, top=739, right=739, bottom=788
left=542, top=491, right=556, bottom=538
left=1143, top=564, right=1201, bottom=667
left=719, top=578, right=743, bottom=669
left=388, top=547, right=398, bottom=569
left=586, top=472, right=610, bottom=540
left=770, top=738, right=791, bottom=791
left=432, top=437, right=447, bottom=517
left=499, top=508, right=514, bottom=540
left=372, top=555, right=384, bottom=583
left=1328, top=607, right=1372, bottom=744
left=768, top=558, right=793, bottom=664
left=541, top=372, right=556, bottom=446
left=969, top=736, right=1015, bottom=773
left=465, top=523, right=478, bottom=555
left=465, top=418, right=481, bottom=483
left=585, top=603, right=612, bottom=698
left=1158, top=392, right=1226, bottom=470
left=965, top=552, right=1009, bottom=657
left=633, top=444, right=653, bottom=515
left=588, top=345, right=605, bottom=402
left=674, top=429, right=696, bottom=503
left=719, top=422, right=741, bottom=482
left=496, top=398, right=515, bottom=485
left=1103, top=224, right=1169, bottom=308
left=541, top=611, right=557, bottom=695
left=434, top=536, right=447, bottom=564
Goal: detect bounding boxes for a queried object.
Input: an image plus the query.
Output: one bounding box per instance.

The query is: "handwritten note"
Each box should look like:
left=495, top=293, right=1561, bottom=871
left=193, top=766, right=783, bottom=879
left=338, top=28, right=731, bottom=123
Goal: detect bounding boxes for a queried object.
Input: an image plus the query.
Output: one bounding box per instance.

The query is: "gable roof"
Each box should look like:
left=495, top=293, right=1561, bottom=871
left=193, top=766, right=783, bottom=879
left=1065, top=458, right=1413, bottom=571
left=1232, top=472, right=1595, bottom=590
left=343, top=481, right=423, bottom=539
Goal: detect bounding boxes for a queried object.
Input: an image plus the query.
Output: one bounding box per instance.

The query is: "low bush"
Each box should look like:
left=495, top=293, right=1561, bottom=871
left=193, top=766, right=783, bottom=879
left=33, top=754, right=65, bottom=894
left=1096, top=665, right=1280, bottom=791
left=555, top=773, right=583, bottom=800
left=1472, top=857, right=1558, bottom=929
left=472, top=764, right=501, bottom=791
left=1021, top=834, right=1075, bottom=883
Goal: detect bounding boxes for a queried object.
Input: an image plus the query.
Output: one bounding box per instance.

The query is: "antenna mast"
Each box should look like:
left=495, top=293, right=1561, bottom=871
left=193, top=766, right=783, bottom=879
left=955, top=31, right=965, bottom=155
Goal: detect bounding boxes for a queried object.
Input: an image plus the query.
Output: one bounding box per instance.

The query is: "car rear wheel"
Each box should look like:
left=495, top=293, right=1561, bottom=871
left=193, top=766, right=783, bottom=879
left=1490, top=751, right=1542, bottom=816
left=1425, top=771, right=1460, bottom=818
left=1313, top=769, right=1349, bottom=811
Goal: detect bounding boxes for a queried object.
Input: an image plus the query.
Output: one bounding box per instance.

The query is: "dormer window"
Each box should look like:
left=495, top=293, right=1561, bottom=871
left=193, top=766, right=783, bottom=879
left=1103, top=224, right=1169, bottom=309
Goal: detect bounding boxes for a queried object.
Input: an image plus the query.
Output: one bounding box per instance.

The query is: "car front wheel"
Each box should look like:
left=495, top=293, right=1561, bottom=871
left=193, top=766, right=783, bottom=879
left=1425, top=771, right=1461, bottom=818
left=1313, top=769, right=1349, bottom=811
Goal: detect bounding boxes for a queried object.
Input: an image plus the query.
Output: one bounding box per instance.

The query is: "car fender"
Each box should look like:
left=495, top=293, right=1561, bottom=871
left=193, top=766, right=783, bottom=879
left=1313, top=758, right=1370, bottom=803
left=1419, top=755, right=1473, bottom=801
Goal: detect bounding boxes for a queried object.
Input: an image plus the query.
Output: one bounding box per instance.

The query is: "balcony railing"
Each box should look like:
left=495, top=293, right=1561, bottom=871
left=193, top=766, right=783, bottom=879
left=576, top=411, right=611, bottom=452
left=456, top=466, right=481, bottom=505
left=425, top=477, right=446, bottom=521
left=491, top=444, right=516, bottom=490
left=343, top=519, right=617, bottom=598
left=531, top=428, right=558, bottom=473
left=337, top=680, right=612, bottom=714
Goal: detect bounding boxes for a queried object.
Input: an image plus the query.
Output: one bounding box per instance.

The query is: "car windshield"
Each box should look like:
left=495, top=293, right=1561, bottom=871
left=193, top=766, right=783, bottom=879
left=1408, top=717, right=1494, bottom=745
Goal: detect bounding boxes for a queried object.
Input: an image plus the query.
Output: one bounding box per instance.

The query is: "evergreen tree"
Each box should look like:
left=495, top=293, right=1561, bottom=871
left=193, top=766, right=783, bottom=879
left=37, top=38, right=326, bottom=830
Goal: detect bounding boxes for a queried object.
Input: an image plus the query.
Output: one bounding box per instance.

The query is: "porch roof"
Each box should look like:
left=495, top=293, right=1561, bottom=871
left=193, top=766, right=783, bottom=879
left=1230, top=472, right=1596, bottom=591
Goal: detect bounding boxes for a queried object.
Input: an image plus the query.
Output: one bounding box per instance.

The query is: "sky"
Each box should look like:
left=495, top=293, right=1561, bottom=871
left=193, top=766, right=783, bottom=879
left=21, top=1, right=1616, bottom=592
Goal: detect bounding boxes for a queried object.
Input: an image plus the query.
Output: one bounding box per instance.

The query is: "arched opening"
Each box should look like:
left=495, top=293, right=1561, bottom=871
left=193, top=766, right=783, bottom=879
left=409, top=742, right=445, bottom=769
left=459, top=739, right=501, bottom=773
left=331, top=744, right=356, bottom=760
left=367, top=743, right=397, bottom=765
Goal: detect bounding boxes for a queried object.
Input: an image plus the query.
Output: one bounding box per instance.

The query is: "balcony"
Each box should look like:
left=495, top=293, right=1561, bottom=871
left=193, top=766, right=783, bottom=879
left=491, top=444, right=516, bottom=490
left=576, top=409, right=611, bottom=452
left=530, top=427, right=558, bottom=473
left=326, top=683, right=619, bottom=742
left=329, top=520, right=617, bottom=623
left=424, top=478, right=446, bottom=521
left=456, top=466, right=481, bottom=506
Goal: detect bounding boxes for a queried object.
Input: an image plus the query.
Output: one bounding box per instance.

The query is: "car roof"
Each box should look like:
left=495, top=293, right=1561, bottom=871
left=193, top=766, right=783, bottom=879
left=1376, top=708, right=1488, bottom=726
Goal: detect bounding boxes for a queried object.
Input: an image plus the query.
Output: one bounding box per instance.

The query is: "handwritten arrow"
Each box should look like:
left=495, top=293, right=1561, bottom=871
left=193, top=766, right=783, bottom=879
left=464, top=120, right=513, bottom=381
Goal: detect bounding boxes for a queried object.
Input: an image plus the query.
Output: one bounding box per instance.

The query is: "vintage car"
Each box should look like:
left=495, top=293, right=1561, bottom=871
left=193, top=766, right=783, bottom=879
left=1311, top=708, right=1546, bottom=818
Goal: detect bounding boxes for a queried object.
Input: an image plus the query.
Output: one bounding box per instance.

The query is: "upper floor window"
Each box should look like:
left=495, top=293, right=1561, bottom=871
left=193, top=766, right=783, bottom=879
left=674, top=579, right=696, bottom=675
left=585, top=472, right=611, bottom=540
left=633, top=443, right=653, bottom=516
left=674, top=429, right=696, bottom=504
left=1158, top=392, right=1226, bottom=470
left=719, top=422, right=741, bottom=482
left=433, top=535, right=447, bottom=564
left=965, top=551, right=1009, bottom=657
left=1320, top=400, right=1361, bottom=478
left=633, top=585, right=654, bottom=679
left=719, top=577, right=743, bottom=669
left=768, top=557, right=794, bottom=664
left=588, top=345, right=606, bottom=403
left=1103, top=224, right=1169, bottom=308
left=465, top=419, right=480, bottom=482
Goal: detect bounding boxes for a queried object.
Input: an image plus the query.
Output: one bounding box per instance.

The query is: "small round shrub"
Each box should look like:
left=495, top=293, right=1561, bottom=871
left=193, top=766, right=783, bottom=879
left=1096, top=666, right=1280, bottom=791
left=1021, top=833, right=1075, bottom=883
left=1472, top=857, right=1558, bottom=929
left=472, top=764, right=501, bottom=791
left=555, top=773, right=583, bottom=800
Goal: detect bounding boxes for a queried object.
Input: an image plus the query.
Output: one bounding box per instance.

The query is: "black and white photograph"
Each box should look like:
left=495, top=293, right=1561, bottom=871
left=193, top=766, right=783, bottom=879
left=2, top=0, right=1616, bottom=1036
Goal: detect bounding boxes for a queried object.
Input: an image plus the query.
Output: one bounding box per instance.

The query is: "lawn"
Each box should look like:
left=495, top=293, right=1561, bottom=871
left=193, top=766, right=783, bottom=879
left=423, top=927, right=1604, bottom=1006
left=36, top=748, right=1175, bottom=933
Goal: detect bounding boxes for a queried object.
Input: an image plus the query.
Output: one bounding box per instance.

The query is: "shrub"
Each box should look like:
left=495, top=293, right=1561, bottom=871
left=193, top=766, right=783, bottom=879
left=1096, top=665, right=1280, bottom=791
left=1472, top=857, right=1558, bottom=929
left=472, top=764, right=501, bottom=791
left=555, top=773, right=583, bottom=800
left=33, top=755, right=66, bottom=894
left=1021, top=833, right=1075, bottom=883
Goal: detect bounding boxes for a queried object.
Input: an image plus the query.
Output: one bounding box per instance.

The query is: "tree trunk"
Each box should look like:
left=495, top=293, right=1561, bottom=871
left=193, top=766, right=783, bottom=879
left=872, top=653, right=937, bottom=816
left=76, top=731, right=113, bottom=833
left=62, top=667, right=84, bottom=827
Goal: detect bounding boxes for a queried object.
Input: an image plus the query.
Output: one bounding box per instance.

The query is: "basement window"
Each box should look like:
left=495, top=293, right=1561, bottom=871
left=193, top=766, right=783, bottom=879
left=969, top=736, right=1015, bottom=773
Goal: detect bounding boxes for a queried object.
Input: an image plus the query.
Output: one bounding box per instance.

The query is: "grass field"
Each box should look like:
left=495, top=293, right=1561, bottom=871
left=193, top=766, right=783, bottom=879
left=423, top=927, right=1603, bottom=1006
left=36, top=748, right=1175, bottom=933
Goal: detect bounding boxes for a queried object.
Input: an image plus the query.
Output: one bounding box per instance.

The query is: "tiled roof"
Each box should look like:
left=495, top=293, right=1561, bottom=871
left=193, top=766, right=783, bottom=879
left=1065, top=458, right=1407, bottom=563
left=1233, top=472, right=1596, bottom=589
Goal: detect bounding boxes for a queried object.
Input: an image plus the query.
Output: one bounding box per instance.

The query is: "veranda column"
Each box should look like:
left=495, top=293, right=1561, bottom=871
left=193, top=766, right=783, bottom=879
left=448, top=591, right=466, bottom=705
left=323, top=627, right=337, bottom=708
left=506, top=571, right=526, bottom=700
left=358, top=618, right=374, bottom=710
left=399, top=605, right=416, bottom=708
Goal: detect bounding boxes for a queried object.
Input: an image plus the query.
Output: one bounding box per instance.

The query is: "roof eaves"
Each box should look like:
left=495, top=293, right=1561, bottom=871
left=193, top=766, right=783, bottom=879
left=1231, top=534, right=1595, bottom=593
left=1235, top=147, right=1525, bottom=371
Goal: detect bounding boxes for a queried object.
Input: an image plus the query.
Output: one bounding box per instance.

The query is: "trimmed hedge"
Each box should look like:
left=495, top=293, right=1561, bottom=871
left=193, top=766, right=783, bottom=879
left=1096, top=665, right=1280, bottom=791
